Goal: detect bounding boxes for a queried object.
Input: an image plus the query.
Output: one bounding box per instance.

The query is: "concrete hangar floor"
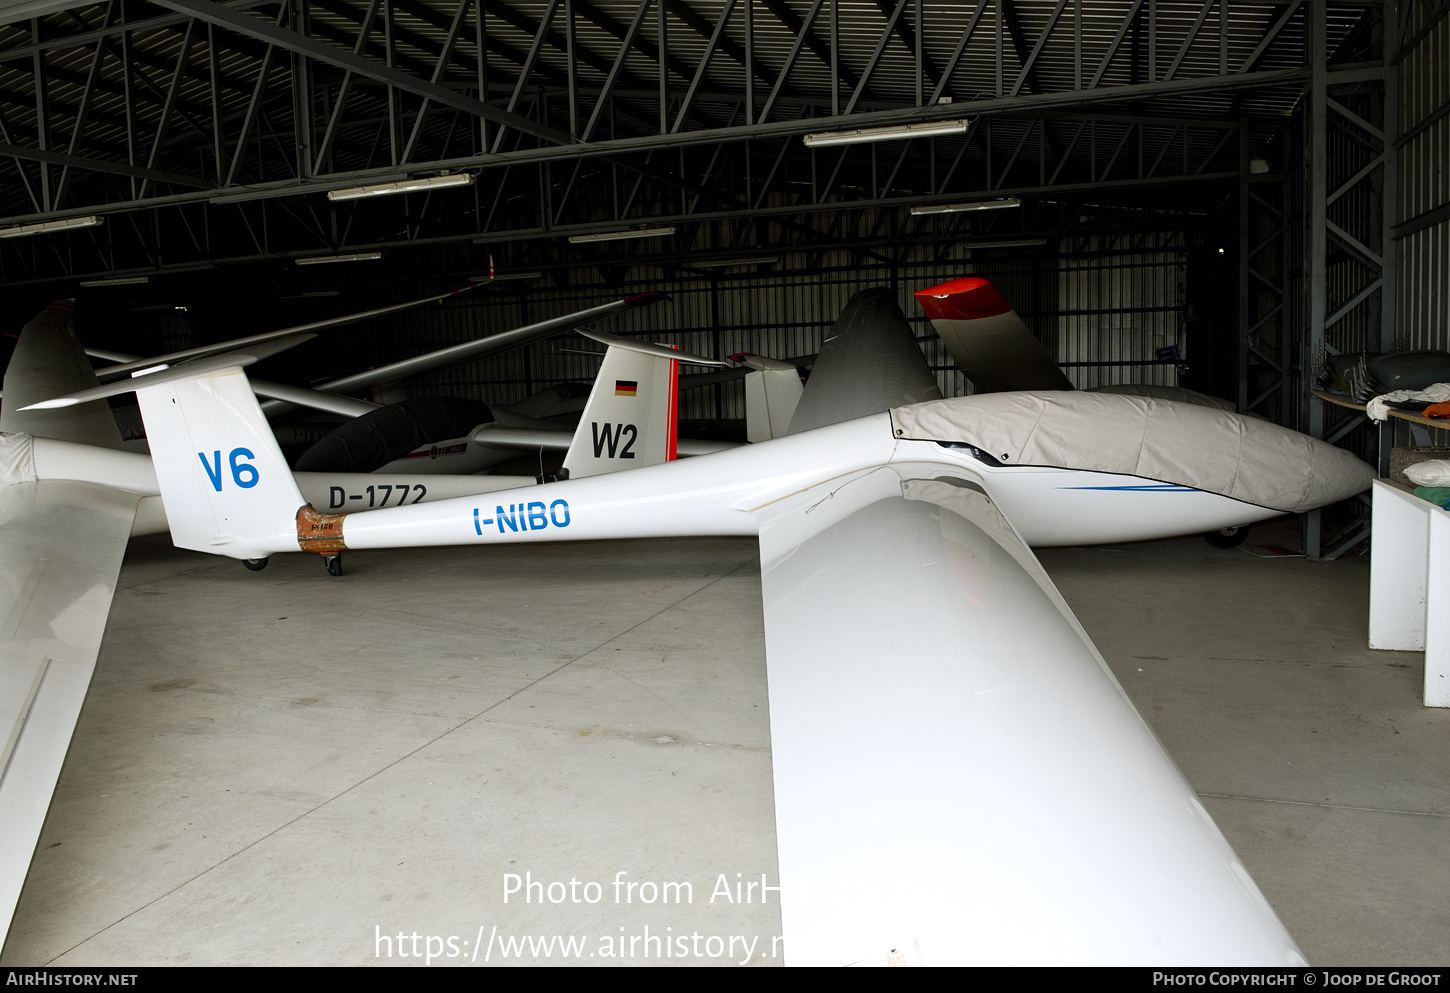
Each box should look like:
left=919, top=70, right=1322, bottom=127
left=1, top=519, right=1446, bottom=966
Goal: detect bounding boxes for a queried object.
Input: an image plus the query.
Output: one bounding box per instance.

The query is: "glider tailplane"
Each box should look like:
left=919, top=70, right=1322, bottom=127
left=562, top=342, right=679, bottom=479
left=135, top=368, right=305, bottom=560
left=740, top=355, right=804, bottom=443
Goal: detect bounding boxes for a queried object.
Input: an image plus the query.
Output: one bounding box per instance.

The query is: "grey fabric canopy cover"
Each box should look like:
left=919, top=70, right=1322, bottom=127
left=890, top=391, right=1374, bottom=513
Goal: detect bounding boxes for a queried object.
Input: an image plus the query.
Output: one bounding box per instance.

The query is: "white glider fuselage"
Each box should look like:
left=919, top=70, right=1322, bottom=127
left=27, top=386, right=1287, bottom=552
left=314, top=415, right=1285, bottom=555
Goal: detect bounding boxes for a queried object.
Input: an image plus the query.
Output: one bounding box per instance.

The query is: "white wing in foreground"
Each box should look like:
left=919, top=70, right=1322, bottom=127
left=0, top=479, right=138, bottom=945
left=757, top=464, right=1304, bottom=965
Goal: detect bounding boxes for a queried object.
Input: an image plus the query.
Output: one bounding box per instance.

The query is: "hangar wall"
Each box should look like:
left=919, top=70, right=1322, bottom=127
left=1391, top=4, right=1450, bottom=455
left=1397, top=11, right=1450, bottom=357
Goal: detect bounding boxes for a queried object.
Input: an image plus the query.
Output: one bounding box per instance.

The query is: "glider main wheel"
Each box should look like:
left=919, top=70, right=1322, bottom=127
left=242, top=557, right=269, bottom=572
left=1204, top=525, right=1251, bottom=549
left=323, top=553, right=344, bottom=577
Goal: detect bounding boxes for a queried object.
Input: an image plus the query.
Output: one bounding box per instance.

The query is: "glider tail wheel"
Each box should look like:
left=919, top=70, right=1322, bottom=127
left=323, top=553, right=344, bottom=577
left=242, top=557, right=269, bottom=571
left=1204, top=525, right=1251, bottom=548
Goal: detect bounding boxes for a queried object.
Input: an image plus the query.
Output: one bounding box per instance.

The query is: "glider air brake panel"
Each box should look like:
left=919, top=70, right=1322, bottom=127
left=890, top=391, right=1374, bottom=515
left=755, top=465, right=1302, bottom=965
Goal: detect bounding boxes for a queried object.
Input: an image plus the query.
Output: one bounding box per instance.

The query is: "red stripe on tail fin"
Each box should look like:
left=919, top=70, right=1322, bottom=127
left=666, top=346, right=679, bottom=462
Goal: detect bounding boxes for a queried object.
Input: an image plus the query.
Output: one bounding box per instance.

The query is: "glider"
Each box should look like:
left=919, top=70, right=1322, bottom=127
left=0, top=298, right=692, bottom=945
left=49, top=287, right=1372, bottom=965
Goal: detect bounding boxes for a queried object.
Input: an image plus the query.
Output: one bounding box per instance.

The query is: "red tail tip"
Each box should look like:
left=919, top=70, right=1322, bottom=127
left=913, top=277, right=1012, bottom=321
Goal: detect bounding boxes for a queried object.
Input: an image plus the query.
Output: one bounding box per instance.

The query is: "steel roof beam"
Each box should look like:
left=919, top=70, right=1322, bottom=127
left=1088, top=0, right=1146, bottom=88
left=0, top=61, right=1309, bottom=229
left=468, top=1, right=687, bottom=152
left=1009, top=0, right=1070, bottom=98
left=1000, top=0, right=1044, bottom=97
left=140, top=18, right=262, bottom=99
left=150, top=0, right=572, bottom=146
left=0, top=141, right=212, bottom=188
left=570, top=0, right=695, bottom=89
left=52, top=2, right=116, bottom=210
left=0, top=106, right=42, bottom=211
left=399, top=0, right=473, bottom=162
left=664, top=0, right=773, bottom=91
left=843, top=0, right=908, bottom=116
left=928, top=0, right=990, bottom=105
left=311, top=0, right=382, bottom=173
left=1242, top=0, right=1305, bottom=75
left=224, top=2, right=287, bottom=187
left=1163, top=0, right=1218, bottom=82
left=138, top=17, right=198, bottom=199
left=581, top=0, right=654, bottom=143
left=759, top=0, right=822, bottom=123
left=304, top=0, right=445, bottom=79
left=758, top=0, right=861, bottom=93
left=874, top=0, right=943, bottom=93
left=304, top=0, right=665, bottom=156
left=0, top=0, right=276, bottom=63
left=670, top=0, right=734, bottom=133
left=475, top=0, right=651, bottom=91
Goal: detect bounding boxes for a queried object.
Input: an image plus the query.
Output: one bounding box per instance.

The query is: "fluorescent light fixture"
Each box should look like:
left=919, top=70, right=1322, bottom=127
left=0, top=215, right=103, bottom=238
left=568, top=226, right=676, bottom=244
left=802, top=119, right=971, bottom=147
left=327, top=174, right=474, bottom=201
left=471, top=271, right=543, bottom=282
left=294, top=252, right=383, bottom=265
left=129, top=364, right=170, bottom=378
left=79, top=275, right=150, bottom=287
left=911, top=197, right=1021, bottom=216
left=689, top=257, right=780, bottom=268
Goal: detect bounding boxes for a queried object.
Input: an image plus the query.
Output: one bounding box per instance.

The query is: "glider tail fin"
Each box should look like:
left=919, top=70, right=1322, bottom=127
left=0, top=301, right=126, bottom=450
left=135, top=368, right=307, bottom=560
left=562, top=342, right=679, bottom=479
left=786, top=287, right=943, bottom=435
left=913, top=277, right=1073, bottom=393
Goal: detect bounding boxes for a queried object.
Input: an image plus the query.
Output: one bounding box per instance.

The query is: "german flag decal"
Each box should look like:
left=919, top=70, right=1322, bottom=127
left=614, top=380, right=638, bottom=397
